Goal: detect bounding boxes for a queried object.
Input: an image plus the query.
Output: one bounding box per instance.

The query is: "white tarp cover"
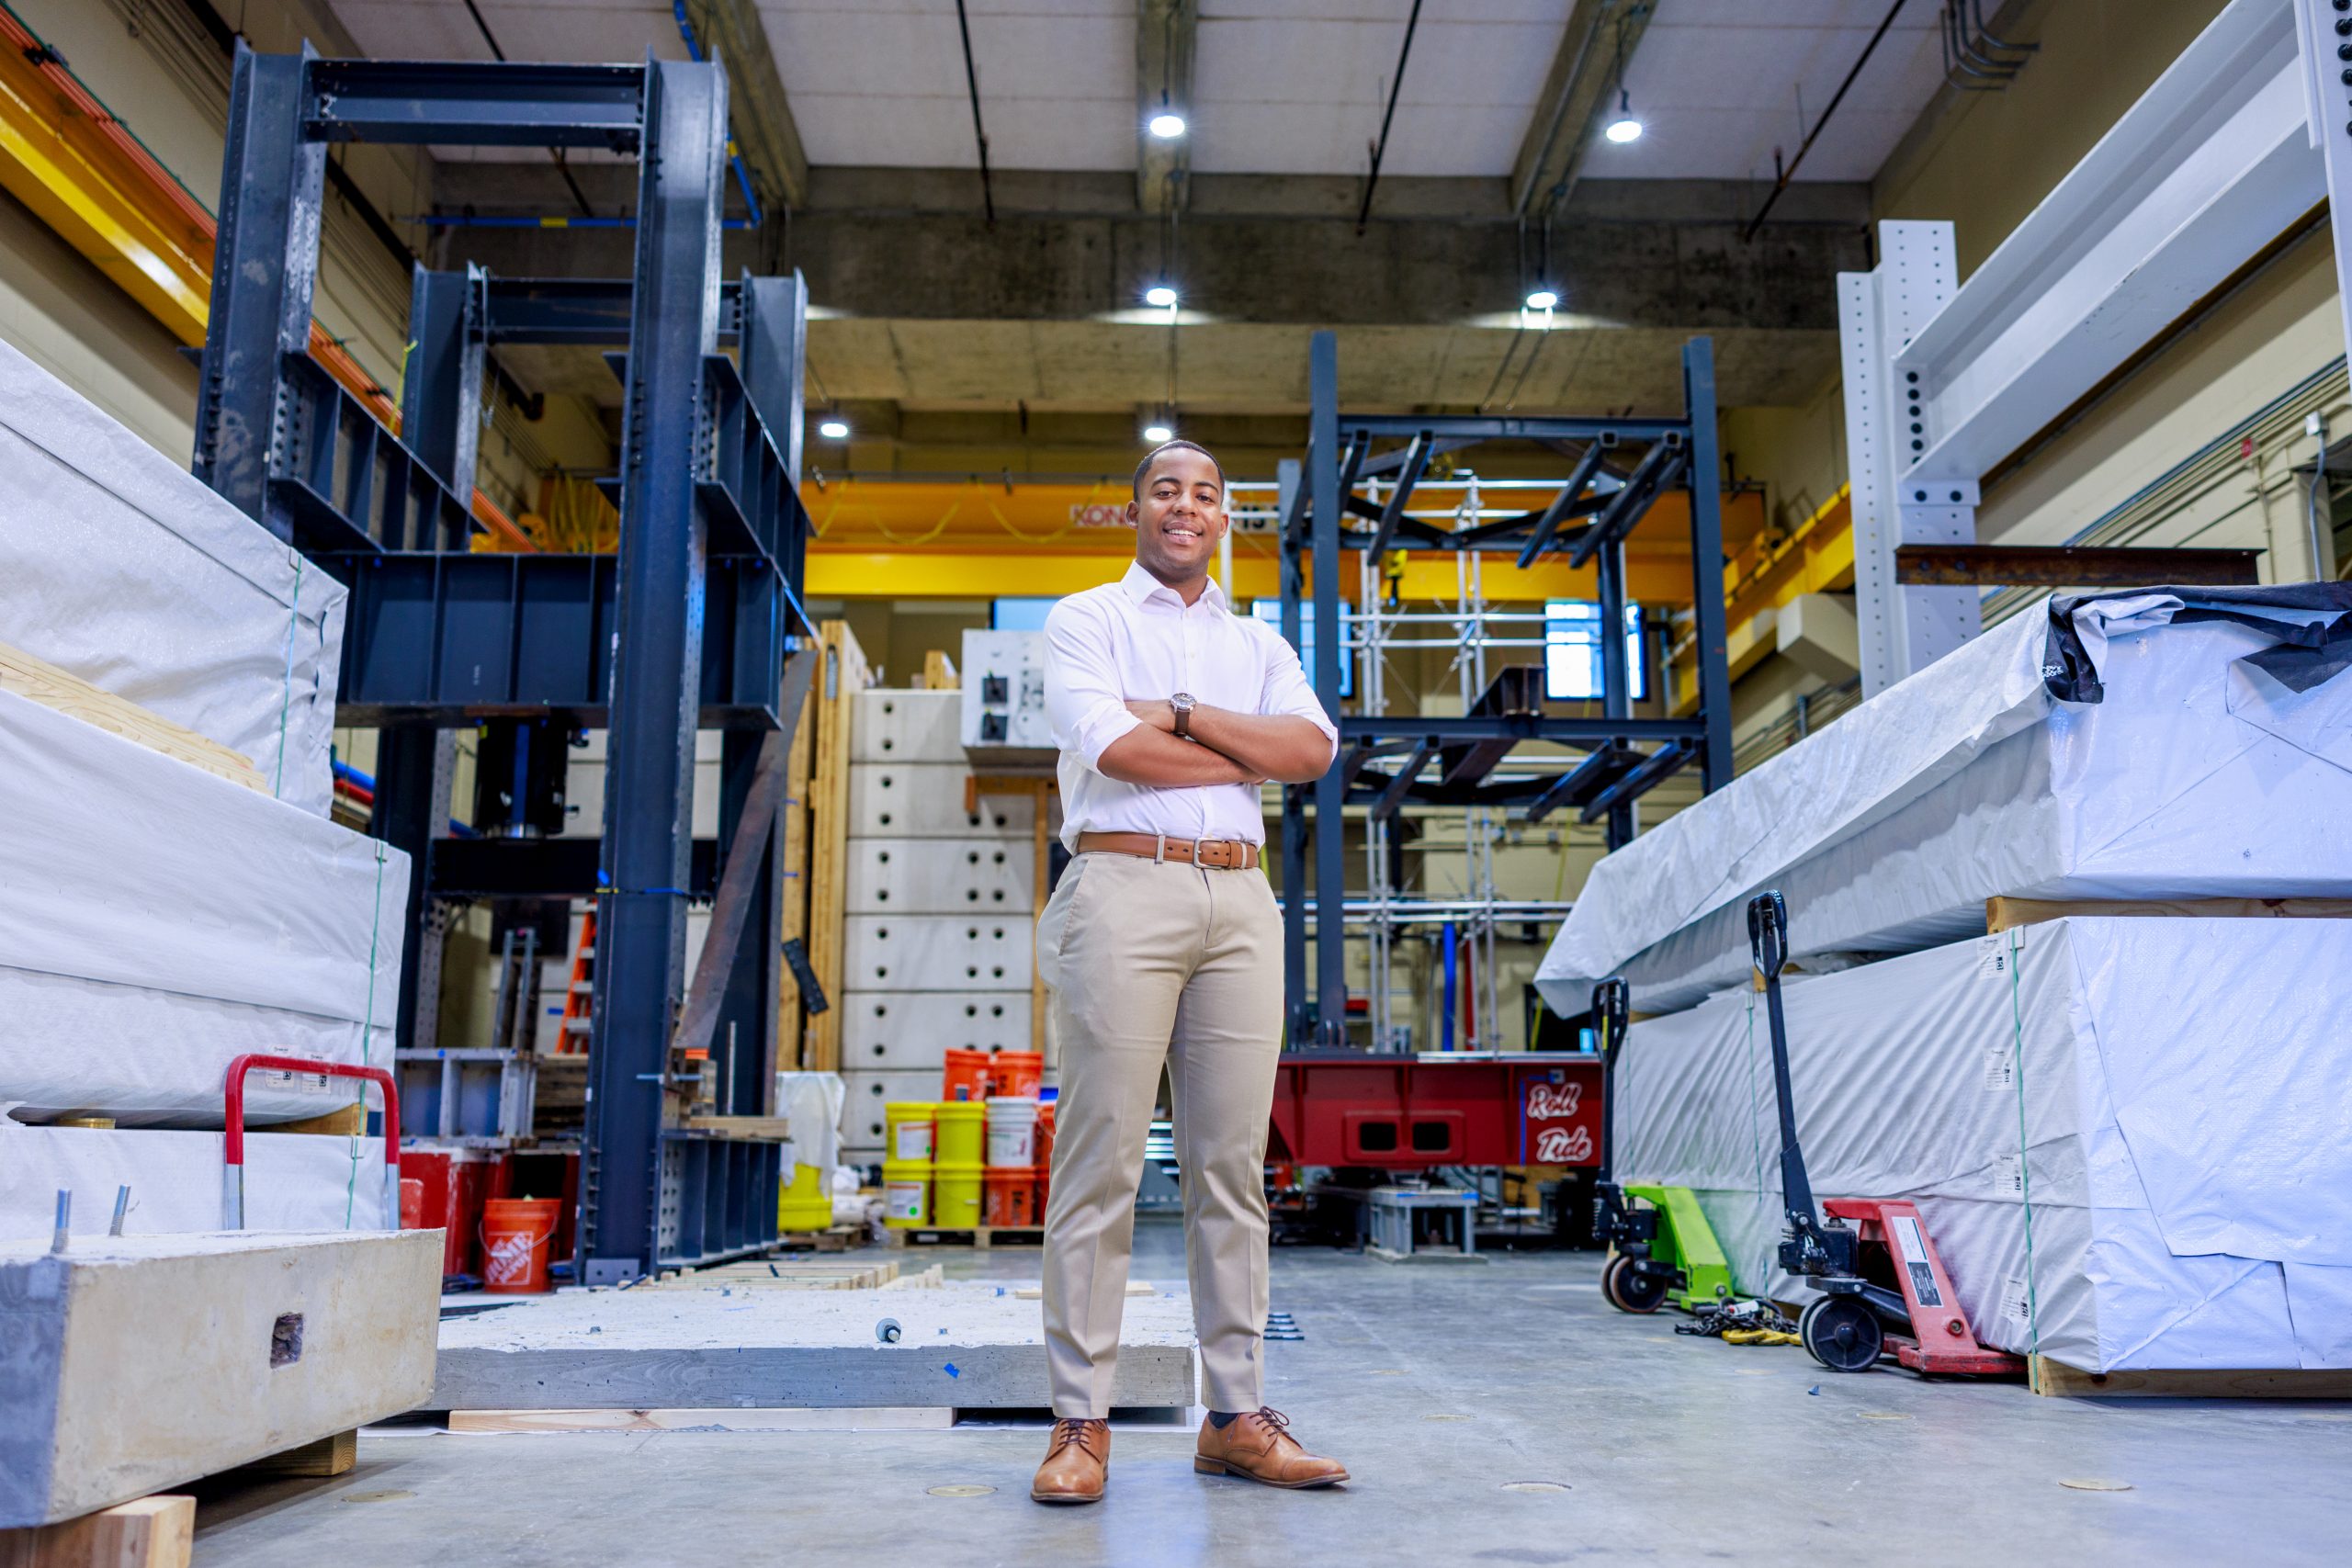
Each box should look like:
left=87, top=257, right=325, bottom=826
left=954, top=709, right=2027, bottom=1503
left=0, top=1122, right=390, bottom=1239
left=0, top=688, right=409, bottom=1126
left=1614, top=917, right=2352, bottom=1371
left=1537, top=590, right=2352, bottom=1015
left=775, top=1070, right=845, bottom=1172
left=0, top=338, right=345, bottom=816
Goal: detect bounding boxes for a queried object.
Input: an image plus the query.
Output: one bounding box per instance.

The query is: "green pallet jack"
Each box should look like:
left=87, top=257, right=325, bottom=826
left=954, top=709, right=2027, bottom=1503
left=1587, top=977, right=1736, bottom=1314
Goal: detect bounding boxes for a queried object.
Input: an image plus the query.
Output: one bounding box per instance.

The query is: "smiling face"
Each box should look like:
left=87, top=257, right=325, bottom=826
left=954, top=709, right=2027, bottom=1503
left=1127, top=443, right=1227, bottom=593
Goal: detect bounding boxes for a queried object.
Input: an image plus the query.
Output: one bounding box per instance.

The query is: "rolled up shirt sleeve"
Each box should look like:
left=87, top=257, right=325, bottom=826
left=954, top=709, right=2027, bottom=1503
left=1045, top=600, right=1142, bottom=773
left=1257, top=623, right=1340, bottom=764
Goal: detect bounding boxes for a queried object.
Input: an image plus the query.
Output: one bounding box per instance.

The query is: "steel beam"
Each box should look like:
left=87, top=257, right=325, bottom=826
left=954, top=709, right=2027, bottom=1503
left=1894, top=543, right=2264, bottom=586
left=1514, top=439, right=1611, bottom=570
left=194, top=43, right=323, bottom=539
left=585, top=56, right=729, bottom=1285
left=1137, top=0, right=1198, bottom=213
left=1683, top=337, right=1735, bottom=794
left=1308, top=332, right=1348, bottom=1044
left=305, top=59, right=647, bottom=149
left=401, top=265, right=488, bottom=494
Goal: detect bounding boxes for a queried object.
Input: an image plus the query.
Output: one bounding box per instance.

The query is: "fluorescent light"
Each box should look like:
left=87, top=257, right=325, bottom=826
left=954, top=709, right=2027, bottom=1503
left=1142, top=423, right=1174, bottom=444
left=1148, top=111, right=1187, bottom=140
left=818, top=419, right=850, bottom=440
left=1524, top=288, right=1559, bottom=311
left=1144, top=283, right=1180, bottom=309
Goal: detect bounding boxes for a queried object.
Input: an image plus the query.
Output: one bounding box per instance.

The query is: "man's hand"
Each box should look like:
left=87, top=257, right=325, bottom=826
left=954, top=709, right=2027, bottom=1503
left=1125, top=698, right=1177, bottom=733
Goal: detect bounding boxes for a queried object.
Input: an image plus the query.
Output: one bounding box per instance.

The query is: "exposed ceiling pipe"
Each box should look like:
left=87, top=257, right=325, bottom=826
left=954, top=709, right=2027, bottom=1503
left=1354, top=0, right=1424, bottom=236
left=953, top=0, right=997, bottom=227
left=1742, top=0, right=1907, bottom=242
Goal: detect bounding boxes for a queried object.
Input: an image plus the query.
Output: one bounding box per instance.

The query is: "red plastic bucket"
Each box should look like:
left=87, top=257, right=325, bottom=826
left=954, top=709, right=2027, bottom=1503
left=398, top=1176, right=424, bottom=1231
left=481, top=1197, right=560, bottom=1293
left=983, top=1169, right=1036, bottom=1228
left=990, top=1050, right=1044, bottom=1099
left=942, top=1047, right=991, bottom=1102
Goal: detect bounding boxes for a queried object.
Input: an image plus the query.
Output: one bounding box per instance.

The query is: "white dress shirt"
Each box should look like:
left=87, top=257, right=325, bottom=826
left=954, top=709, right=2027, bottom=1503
left=1045, top=562, right=1339, bottom=850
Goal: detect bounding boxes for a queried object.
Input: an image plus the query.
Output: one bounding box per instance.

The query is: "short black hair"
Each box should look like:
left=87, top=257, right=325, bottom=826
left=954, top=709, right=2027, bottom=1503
left=1133, top=439, right=1225, bottom=501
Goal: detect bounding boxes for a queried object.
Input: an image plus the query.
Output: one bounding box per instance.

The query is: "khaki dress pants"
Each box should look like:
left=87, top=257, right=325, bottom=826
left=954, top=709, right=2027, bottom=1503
left=1035, top=849, right=1283, bottom=1418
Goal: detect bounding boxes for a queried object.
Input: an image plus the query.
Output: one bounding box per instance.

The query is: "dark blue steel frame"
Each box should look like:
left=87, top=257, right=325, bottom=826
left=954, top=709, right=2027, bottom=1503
left=1279, top=332, right=1735, bottom=1043
left=192, top=43, right=812, bottom=1282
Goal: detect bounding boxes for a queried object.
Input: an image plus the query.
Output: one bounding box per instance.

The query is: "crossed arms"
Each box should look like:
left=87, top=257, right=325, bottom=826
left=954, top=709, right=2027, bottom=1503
left=1097, top=700, right=1333, bottom=788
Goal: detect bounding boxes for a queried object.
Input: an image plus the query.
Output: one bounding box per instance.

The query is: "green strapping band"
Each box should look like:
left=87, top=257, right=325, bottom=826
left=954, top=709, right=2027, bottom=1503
left=274, top=550, right=304, bottom=798
left=2007, top=924, right=2042, bottom=1357
left=343, top=841, right=389, bottom=1229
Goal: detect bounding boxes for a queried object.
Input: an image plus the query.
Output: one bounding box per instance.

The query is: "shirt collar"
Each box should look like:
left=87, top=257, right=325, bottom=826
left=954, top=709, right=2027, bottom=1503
left=1121, top=559, right=1226, bottom=613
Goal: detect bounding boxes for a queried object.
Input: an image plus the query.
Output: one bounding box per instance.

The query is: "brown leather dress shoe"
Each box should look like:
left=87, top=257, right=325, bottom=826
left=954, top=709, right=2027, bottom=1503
left=1032, top=1417, right=1110, bottom=1504
left=1194, top=1408, right=1349, bottom=1489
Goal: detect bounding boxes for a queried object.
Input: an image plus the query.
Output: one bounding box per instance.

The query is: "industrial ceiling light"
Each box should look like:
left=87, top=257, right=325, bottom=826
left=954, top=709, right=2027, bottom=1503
left=819, top=417, right=851, bottom=440
left=1148, top=110, right=1187, bottom=140
left=1604, top=88, right=1644, bottom=144
left=1524, top=287, right=1560, bottom=311
left=1144, top=283, right=1180, bottom=309
left=1142, top=420, right=1175, bottom=444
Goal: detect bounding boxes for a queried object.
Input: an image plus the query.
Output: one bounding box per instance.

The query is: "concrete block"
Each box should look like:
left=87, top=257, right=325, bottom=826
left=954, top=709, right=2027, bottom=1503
left=0, top=1231, right=440, bottom=1528
left=1776, top=592, right=1860, bottom=683
left=850, top=691, right=963, bottom=763
left=840, top=992, right=1032, bottom=1070
left=847, top=838, right=1034, bottom=915
left=429, top=1280, right=1195, bottom=1412
left=849, top=763, right=1035, bottom=839
left=844, top=915, right=1033, bottom=991
left=839, top=1071, right=950, bottom=1145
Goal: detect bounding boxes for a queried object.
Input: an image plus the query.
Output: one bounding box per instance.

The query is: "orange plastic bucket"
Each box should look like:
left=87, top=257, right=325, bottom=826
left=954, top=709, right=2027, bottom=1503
left=983, top=1168, right=1037, bottom=1228
left=481, top=1197, right=560, bottom=1293
left=990, top=1050, right=1044, bottom=1099
left=942, top=1047, right=991, bottom=1102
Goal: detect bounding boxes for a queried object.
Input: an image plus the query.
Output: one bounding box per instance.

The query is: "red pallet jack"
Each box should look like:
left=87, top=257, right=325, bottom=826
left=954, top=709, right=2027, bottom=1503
left=1748, top=891, right=2024, bottom=1377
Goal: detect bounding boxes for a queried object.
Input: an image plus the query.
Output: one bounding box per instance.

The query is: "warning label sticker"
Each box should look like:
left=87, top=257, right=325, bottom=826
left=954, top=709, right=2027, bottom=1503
left=1976, top=933, right=2016, bottom=979
left=1999, top=1275, right=2033, bottom=1324
left=1984, top=1043, right=2016, bottom=1093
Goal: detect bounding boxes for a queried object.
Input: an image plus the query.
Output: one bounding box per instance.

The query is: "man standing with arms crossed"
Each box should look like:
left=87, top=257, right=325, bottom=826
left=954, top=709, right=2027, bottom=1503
left=1029, top=440, right=1350, bottom=1505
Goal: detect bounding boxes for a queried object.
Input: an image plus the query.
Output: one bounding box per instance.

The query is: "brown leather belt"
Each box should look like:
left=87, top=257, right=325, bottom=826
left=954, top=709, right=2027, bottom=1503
left=1076, top=830, right=1261, bottom=871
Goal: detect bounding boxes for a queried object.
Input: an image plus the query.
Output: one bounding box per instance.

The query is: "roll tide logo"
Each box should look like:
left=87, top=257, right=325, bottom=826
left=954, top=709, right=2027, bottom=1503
left=1523, top=1078, right=1598, bottom=1166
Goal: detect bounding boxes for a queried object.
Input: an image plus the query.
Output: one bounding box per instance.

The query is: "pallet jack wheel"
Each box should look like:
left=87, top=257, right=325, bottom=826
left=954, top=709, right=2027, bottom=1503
left=1799, top=1296, right=1883, bottom=1372
left=1601, top=1255, right=1670, bottom=1314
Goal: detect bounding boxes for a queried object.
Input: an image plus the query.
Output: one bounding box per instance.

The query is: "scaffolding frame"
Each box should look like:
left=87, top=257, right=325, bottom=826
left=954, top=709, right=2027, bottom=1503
left=1277, top=332, right=1735, bottom=1044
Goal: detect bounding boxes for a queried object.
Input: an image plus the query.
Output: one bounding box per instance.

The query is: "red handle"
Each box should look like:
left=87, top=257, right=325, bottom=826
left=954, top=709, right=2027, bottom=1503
left=223, top=1054, right=400, bottom=1169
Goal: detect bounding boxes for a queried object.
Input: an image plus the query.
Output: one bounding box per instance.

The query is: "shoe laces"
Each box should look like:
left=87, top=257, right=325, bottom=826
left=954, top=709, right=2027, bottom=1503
left=1051, top=1417, right=1105, bottom=1456
left=1245, top=1407, right=1293, bottom=1440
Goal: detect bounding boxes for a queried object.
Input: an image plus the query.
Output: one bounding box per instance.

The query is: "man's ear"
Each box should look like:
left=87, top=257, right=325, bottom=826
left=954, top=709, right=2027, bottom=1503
left=1125, top=498, right=1141, bottom=528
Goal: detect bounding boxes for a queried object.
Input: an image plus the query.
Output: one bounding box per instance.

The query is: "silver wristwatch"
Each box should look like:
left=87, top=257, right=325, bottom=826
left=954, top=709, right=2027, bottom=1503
left=1170, top=691, right=1196, bottom=739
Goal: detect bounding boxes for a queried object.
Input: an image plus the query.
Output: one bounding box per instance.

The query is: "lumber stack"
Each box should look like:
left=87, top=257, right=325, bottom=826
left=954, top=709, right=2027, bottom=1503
left=1550, top=587, right=2352, bottom=1379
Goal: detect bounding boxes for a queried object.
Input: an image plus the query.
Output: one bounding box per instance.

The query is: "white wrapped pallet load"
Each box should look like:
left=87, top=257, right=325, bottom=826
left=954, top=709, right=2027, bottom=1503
left=0, top=687, right=408, bottom=1127
left=1537, top=586, right=2352, bottom=1014
left=0, top=337, right=345, bottom=816
left=1612, top=917, right=2352, bottom=1372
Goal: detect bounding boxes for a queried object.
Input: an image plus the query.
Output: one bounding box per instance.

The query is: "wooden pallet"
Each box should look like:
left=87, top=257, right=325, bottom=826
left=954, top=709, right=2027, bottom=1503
left=0, top=1495, right=193, bottom=1568
left=2029, top=1357, right=2352, bottom=1399
left=776, top=1225, right=864, bottom=1253
left=802, top=620, right=870, bottom=1072
left=887, top=1225, right=1044, bottom=1249
left=1986, top=894, right=2352, bottom=932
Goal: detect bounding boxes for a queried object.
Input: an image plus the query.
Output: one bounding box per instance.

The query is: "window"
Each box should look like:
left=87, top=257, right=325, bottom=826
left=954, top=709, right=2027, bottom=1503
left=991, top=597, right=1060, bottom=632
left=1544, top=601, right=1645, bottom=702
left=1249, top=600, right=1353, bottom=698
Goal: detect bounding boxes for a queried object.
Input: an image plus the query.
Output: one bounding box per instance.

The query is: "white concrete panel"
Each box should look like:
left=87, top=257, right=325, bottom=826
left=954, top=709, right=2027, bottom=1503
left=844, top=914, right=1034, bottom=991
left=846, top=837, right=1035, bottom=915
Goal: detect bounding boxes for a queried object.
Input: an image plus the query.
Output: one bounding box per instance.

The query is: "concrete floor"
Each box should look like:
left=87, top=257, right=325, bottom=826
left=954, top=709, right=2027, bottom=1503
left=191, top=1218, right=2349, bottom=1567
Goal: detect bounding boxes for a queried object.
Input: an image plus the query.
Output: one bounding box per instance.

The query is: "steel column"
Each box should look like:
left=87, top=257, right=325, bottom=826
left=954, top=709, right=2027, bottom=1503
left=194, top=43, right=324, bottom=539
left=1682, top=337, right=1735, bottom=792
left=1274, top=456, right=1309, bottom=1037
left=1307, top=333, right=1347, bottom=1043
left=1594, top=537, right=1633, bottom=848
left=584, top=57, right=729, bottom=1285
left=401, top=265, right=487, bottom=494
left=368, top=724, right=453, bottom=1055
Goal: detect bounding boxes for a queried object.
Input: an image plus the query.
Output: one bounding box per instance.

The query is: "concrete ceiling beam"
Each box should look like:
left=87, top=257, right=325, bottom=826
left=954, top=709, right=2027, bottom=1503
left=1512, top=0, right=1657, bottom=222
left=1136, top=0, right=1198, bottom=215
left=681, top=0, right=808, bottom=209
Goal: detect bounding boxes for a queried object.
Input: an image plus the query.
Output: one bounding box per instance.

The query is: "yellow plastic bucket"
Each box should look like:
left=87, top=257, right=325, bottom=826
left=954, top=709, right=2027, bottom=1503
left=776, top=1162, right=831, bottom=1232
left=885, top=1101, right=936, bottom=1163
left=932, top=1160, right=984, bottom=1229
left=881, top=1159, right=932, bottom=1228
left=933, top=1100, right=986, bottom=1167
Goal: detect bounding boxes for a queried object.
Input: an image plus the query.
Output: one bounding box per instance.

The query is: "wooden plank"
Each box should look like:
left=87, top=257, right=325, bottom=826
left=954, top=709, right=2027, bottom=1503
left=226, top=1428, right=356, bottom=1479
left=448, top=1407, right=954, bottom=1434
left=0, top=640, right=264, bottom=795
left=680, top=1115, right=793, bottom=1140
left=258, top=1104, right=367, bottom=1136
left=804, top=622, right=870, bottom=1072
left=776, top=653, right=818, bottom=1065
left=0, top=1495, right=194, bottom=1568
left=2029, top=1358, right=2352, bottom=1399
left=921, top=649, right=959, bottom=690
left=1986, top=895, right=2352, bottom=933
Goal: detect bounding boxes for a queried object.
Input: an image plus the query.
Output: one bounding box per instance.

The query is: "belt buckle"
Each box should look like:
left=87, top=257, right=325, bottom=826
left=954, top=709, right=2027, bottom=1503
left=1197, top=839, right=1237, bottom=870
